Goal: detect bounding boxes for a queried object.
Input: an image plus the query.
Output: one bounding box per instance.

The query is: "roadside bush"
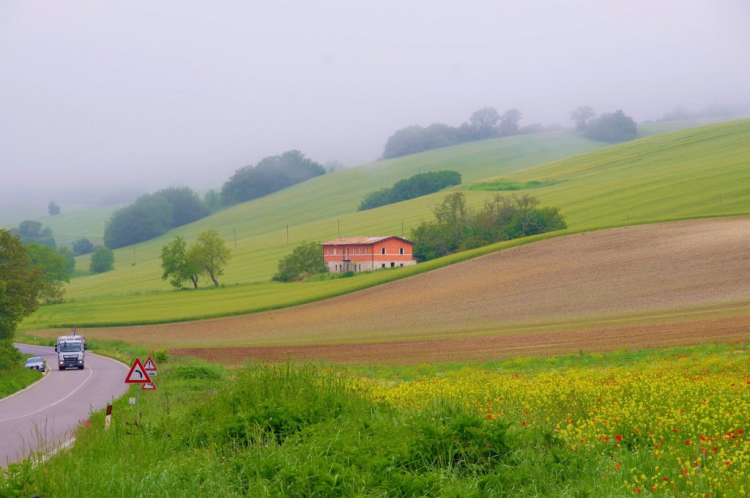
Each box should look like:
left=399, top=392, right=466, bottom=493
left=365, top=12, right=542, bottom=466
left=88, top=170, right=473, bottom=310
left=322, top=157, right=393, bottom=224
left=0, top=340, right=21, bottom=370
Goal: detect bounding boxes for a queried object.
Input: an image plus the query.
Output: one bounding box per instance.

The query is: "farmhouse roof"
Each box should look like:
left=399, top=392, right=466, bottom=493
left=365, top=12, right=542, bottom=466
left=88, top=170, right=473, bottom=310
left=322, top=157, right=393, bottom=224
left=321, top=236, right=413, bottom=246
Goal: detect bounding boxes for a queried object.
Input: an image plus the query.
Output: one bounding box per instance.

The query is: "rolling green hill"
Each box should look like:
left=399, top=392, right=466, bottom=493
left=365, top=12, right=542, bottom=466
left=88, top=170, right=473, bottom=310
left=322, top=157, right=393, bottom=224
left=21, top=119, right=750, bottom=329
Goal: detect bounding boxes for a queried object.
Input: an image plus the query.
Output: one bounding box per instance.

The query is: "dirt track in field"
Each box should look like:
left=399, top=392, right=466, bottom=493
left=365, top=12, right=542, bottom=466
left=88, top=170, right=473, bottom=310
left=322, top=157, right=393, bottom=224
left=63, top=217, right=750, bottom=364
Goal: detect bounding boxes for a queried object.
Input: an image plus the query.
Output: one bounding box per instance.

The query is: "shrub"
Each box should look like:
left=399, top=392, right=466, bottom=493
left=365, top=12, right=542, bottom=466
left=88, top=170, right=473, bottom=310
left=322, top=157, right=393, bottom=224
left=90, top=246, right=114, bottom=273
left=358, top=170, right=462, bottom=211
left=273, top=241, right=328, bottom=282
left=583, top=110, right=637, bottom=143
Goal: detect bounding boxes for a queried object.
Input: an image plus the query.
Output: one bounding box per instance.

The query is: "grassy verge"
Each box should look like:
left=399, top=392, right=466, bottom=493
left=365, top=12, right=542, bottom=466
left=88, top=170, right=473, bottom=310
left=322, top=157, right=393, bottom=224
left=2, top=342, right=748, bottom=496
left=0, top=366, right=41, bottom=400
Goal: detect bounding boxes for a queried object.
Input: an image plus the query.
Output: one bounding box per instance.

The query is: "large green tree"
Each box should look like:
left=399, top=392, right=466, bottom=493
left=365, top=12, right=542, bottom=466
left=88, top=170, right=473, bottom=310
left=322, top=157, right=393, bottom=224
left=186, top=230, right=231, bottom=287
left=273, top=241, right=328, bottom=282
left=26, top=243, right=71, bottom=304
left=0, top=230, right=44, bottom=340
left=160, top=236, right=202, bottom=289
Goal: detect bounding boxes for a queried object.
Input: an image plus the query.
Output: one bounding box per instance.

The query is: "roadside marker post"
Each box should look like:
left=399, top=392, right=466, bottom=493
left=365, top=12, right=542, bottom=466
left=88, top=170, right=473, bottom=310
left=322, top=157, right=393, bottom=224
left=105, top=403, right=112, bottom=430
left=125, top=358, right=152, bottom=425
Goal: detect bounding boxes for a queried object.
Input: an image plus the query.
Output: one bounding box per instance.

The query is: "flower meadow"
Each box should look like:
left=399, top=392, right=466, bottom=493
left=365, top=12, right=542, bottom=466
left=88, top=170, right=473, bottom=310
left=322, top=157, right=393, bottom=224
left=3, top=343, right=749, bottom=497
left=359, top=346, right=750, bottom=497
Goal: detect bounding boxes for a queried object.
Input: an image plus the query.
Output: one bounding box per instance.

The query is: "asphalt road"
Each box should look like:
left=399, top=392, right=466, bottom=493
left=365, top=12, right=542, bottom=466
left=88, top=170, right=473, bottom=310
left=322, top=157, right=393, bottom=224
left=0, top=344, right=129, bottom=466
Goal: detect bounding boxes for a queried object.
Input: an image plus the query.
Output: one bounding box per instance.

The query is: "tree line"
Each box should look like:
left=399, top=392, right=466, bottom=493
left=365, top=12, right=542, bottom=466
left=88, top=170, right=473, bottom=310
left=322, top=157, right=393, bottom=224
left=104, top=150, right=324, bottom=249
left=358, top=170, right=462, bottom=211
left=411, top=192, right=567, bottom=262
left=382, top=107, right=527, bottom=160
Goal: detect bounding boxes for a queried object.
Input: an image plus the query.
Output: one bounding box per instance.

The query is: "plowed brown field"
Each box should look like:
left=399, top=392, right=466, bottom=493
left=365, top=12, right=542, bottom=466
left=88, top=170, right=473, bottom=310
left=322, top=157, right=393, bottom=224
left=37, top=217, right=750, bottom=364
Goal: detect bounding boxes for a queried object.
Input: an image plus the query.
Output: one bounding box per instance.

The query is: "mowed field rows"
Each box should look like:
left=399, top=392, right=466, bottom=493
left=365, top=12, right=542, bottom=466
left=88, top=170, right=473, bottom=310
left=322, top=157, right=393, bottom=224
left=30, top=217, right=750, bottom=363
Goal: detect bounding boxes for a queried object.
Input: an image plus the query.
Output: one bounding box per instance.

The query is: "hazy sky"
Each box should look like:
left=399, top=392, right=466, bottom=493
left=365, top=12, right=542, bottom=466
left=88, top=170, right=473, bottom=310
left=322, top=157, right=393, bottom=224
left=1, top=0, right=748, bottom=207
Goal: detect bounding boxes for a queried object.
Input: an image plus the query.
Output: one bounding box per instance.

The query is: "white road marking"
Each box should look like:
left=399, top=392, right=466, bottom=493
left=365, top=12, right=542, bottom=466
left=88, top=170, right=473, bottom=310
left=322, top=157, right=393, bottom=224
left=0, top=367, right=94, bottom=423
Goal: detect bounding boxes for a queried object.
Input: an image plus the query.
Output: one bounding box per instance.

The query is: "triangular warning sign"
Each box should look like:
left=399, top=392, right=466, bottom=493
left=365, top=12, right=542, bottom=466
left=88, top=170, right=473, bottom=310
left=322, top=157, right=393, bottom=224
left=144, top=357, right=158, bottom=372
left=125, top=358, right=152, bottom=384
left=141, top=382, right=157, bottom=391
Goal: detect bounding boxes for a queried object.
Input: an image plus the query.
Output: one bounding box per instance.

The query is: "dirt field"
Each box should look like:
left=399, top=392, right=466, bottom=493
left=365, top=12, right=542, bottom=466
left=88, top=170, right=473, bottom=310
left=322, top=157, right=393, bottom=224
left=39, top=217, right=750, bottom=364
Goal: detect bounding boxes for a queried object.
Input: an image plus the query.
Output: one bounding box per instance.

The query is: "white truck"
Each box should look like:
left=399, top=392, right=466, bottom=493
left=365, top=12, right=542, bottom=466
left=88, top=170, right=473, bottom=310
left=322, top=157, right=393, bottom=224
left=55, top=334, right=86, bottom=370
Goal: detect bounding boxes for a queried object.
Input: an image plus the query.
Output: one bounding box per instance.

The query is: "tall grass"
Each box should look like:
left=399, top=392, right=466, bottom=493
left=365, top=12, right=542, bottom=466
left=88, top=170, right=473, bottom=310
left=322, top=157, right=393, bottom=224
left=0, top=358, right=612, bottom=497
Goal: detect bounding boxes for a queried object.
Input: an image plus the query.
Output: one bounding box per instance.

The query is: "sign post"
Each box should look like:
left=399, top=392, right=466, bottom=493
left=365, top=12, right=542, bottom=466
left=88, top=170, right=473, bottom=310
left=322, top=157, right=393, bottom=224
left=105, top=403, right=112, bottom=430
left=124, top=358, right=152, bottom=425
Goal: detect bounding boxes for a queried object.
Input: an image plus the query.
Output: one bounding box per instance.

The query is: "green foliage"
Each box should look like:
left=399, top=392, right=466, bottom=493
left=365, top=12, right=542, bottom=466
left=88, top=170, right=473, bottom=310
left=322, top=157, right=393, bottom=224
left=186, top=230, right=231, bottom=287
left=103, top=187, right=209, bottom=249
left=152, top=349, right=169, bottom=363
left=0, top=360, right=629, bottom=496
left=382, top=107, right=524, bottom=159
left=47, top=201, right=60, bottom=216
left=470, top=179, right=559, bottom=191
left=10, top=220, right=56, bottom=248
left=0, top=340, right=22, bottom=371
left=89, top=246, right=114, bottom=274
left=412, top=192, right=567, bottom=261
left=160, top=236, right=202, bottom=289
left=155, top=187, right=210, bottom=227
left=583, top=110, right=638, bottom=143
left=273, top=241, right=328, bottom=282
left=26, top=243, right=71, bottom=304
left=104, top=195, right=173, bottom=249
left=0, top=230, right=43, bottom=340
left=570, top=105, right=596, bottom=131
left=203, top=189, right=222, bottom=212
left=358, top=170, right=462, bottom=211
left=221, top=150, right=325, bottom=206
left=72, top=237, right=94, bottom=256
left=57, top=246, right=76, bottom=274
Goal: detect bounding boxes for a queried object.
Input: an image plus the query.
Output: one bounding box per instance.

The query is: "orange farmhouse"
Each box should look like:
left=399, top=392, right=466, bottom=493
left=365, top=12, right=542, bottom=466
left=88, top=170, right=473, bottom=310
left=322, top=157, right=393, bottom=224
left=321, top=236, right=417, bottom=272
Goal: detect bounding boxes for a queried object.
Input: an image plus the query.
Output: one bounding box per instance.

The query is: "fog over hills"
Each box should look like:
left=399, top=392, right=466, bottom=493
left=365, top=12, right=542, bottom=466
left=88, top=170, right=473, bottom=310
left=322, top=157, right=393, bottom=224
left=1, top=0, right=748, bottom=220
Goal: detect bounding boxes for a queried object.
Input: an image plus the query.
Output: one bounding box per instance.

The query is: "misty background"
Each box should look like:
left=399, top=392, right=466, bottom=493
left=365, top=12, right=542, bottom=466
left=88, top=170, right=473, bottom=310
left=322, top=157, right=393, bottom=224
left=1, top=0, right=749, bottom=221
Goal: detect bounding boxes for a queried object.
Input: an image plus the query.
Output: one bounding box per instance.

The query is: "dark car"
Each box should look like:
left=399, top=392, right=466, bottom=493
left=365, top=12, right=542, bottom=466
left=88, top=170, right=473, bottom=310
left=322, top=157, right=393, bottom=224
left=24, top=357, right=46, bottom=372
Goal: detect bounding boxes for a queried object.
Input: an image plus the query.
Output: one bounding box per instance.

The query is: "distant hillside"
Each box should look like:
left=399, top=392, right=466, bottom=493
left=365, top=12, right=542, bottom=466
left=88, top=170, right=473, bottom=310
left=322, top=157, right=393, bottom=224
left=21, top=118, right=750, bottom=329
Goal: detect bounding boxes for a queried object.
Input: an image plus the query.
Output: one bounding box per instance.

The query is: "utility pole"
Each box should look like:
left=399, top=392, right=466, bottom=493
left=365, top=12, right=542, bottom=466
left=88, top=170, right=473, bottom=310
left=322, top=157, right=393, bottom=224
left=402, top=220, right=404, bottom=237
left=338, top=220, right=340, bottom=237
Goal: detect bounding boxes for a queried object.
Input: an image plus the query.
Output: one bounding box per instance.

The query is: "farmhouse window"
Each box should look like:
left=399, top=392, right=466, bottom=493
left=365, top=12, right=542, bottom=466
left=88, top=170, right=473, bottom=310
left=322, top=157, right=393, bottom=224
left=391, top=262, right=395, bottom=268
left=399, top=248, right=404, bottom=255
left=382, top=264, right=385, bottom=268
left=381, top=248, right=386, bottom=255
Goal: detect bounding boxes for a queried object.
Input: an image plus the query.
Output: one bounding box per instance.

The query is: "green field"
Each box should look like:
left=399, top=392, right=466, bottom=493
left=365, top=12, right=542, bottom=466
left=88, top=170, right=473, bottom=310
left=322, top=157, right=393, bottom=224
left=21, top=119, right=750, bottom=329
